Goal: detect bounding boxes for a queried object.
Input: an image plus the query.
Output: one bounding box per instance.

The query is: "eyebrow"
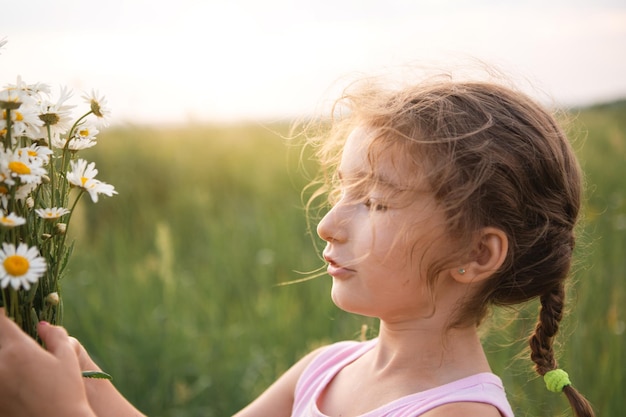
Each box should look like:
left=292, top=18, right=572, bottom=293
left=336, top=169, right=406, bottom=190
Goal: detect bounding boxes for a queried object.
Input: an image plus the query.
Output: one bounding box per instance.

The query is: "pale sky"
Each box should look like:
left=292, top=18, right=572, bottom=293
left=2, top=0, right=625, bottom=125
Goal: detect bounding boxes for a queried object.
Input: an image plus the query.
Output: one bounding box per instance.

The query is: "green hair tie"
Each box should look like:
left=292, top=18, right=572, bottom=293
left=544, top=369, right=571, bottom=393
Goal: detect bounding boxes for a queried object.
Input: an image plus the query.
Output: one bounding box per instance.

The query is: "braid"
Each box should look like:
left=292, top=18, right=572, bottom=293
left=563, top=385, right=596, bottom=417
left=529, top=283, right=564, bottom=375
left=529, top=283, right=596, bottom=417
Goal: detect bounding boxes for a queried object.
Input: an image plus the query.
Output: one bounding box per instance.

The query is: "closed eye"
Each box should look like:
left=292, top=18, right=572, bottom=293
left=364, top=198, right=388, bottom=212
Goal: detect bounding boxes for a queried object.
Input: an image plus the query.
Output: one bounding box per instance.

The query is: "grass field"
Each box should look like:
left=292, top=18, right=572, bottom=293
left=60, top=101, right=625, bottom=417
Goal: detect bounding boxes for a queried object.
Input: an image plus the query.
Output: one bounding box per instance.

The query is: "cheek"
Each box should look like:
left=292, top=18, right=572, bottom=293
left=366, top=232, right=419, bottom=281
left=378, top=223, right=444, bottom=278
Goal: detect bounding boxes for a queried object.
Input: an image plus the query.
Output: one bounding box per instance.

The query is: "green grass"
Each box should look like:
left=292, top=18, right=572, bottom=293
left=59, top=102, right=625, bottom=416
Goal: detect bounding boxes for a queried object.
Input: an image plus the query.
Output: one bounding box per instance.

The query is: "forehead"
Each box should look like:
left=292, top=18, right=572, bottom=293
left=339, top=126, right=372, bottom=175
left=340, top=126, right=420, bottom=190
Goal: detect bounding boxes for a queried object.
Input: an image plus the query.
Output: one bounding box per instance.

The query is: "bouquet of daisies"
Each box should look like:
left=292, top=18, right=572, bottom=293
left=0, top=38, right=116, bottom=346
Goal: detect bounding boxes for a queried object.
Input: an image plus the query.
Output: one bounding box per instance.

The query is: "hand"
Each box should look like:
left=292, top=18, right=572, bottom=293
left=68, top=335, right=104, bottom=372
left=53, top=324, right=147, bottom=417
left=0, top=309, right=96, bottom=417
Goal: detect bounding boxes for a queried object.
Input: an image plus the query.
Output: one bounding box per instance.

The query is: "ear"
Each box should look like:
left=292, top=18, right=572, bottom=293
left=451, top=227, right=508, bottom=284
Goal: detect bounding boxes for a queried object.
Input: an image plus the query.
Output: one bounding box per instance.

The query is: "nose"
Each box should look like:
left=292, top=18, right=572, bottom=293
left=316, top=201, right=351, bottom=243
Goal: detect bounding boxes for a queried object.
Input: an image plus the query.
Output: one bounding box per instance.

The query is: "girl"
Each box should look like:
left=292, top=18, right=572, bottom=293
left=0, top=76, right=595, bottom=417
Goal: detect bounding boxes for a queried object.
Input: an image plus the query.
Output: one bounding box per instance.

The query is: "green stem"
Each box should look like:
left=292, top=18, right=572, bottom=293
left=64, top=189, right=84, bottom=237
left=51, top=189, right=84, bottom=285
left=4, top=109, right=12, bottom=149
left=9, top=289, right=20, bottom=327
left=0, top=288, right=7, bottom=310
left=66, top=111, right=92, bottom=141
left=45, top=124, right=56, bottom=207
left=59, top=111, right=93, bottom=205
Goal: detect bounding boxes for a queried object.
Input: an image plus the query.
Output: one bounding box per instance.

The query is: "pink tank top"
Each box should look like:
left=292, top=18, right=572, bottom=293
left=292, top=339, right=514, bottom=417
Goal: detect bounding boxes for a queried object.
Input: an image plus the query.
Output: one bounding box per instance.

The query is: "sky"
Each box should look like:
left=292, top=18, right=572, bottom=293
left=1, top=0, right=626, bottom=125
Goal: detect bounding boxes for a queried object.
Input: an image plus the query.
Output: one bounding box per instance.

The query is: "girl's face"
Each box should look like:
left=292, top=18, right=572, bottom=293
left=317, top=127, right=452, bottom=323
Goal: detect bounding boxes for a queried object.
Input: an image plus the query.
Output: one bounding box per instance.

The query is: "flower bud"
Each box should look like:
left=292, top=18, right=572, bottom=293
left=41, top=174, right=51, bottom=184
left=45, top=292, right=60, bottom=306
left=26, top=196, right=35, bottom=208
left=55, top=223, right=67, bottom=235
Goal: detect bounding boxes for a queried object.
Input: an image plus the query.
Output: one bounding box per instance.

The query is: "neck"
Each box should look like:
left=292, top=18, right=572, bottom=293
left=369, top=318, right=491, bottom=382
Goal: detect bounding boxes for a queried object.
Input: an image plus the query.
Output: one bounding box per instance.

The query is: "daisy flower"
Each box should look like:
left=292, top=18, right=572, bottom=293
left=51, top=135, right=95, bottom=151
left=0, top=182, right=37, bottom=210
left=5, top=76, right=51, bottom=101
left=66, top=158, right=97, bottom=184
left=0, top=76, right=40, bottom=111
left=0, top=148, right=47, bottom=185
left=53, top=123, right=99, bottom=151
left=18, top=144, right=54, bottom=165
left=37, top=86, right=75, bottom=137
left=0, top=212, right=26, bottom=228
left=0, top=242, right=47, bottom=290
left=0, top=100, right=43, bottom=139
left=0, top=77, right=24, bottom=101
left=73, top=123, right=99, bottom=141
left=35, top=207, right=71, bottom=220
left=66, top=158, right=117, bottom=202
left=82, top=89, right=110, bottom=126
left=0, top=88, right=24, bottom=111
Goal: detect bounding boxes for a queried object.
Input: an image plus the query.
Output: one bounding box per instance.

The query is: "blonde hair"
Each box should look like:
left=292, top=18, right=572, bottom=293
left=304, top=74, right=595, bottom=417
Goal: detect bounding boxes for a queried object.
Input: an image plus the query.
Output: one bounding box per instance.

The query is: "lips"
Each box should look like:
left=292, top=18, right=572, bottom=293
left=323, top=253, right=355, bottom=279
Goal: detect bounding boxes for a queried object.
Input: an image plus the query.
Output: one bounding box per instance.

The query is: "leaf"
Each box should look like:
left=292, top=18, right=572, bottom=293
left=58, top=242, right=75, bottom=275
left=82, top=370, right=112, bottom=380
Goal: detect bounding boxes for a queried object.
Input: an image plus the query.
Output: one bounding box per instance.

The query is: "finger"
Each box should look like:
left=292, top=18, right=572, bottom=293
left=69, top=336, right=82, bottom=357
left=37, top=322, right=77, bottom=363
left=68, top=336, right=98, bottom=371
left=0, top=308, right=23, bottom=341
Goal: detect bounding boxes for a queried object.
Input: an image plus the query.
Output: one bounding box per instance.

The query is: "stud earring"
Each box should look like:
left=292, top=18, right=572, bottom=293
left=458, top=268, right=466, bottom=275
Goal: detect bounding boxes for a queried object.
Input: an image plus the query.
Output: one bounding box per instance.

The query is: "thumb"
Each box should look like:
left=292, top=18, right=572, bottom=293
left=37, top=322, right=78, bottom=363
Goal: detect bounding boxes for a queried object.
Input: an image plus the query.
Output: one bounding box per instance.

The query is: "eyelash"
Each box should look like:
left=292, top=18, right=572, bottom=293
left=364, top=198, right=388, bottom=212
left=333, top=184, right=389, bottom=212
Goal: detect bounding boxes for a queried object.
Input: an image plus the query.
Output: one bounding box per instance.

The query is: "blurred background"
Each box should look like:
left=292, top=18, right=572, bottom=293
left=2, top=0, right=626, bottom=123
left=2, top=1, right=625, bottom=416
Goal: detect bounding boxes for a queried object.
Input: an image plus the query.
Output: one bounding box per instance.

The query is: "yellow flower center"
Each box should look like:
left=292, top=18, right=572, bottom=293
left=79, top=128, right=90, bottom=136
left=1, top=217, right=15, bottom=225
left=0, top=185, right=8, bottom=194
left=9, top=161, right=31, bottom=175
left=4, top=255, right=29, bottom=276
left=3, top=110, right=25, bottom=122
left=27, top=150, right=37, bottom=157
left=81, top=176, right=88, bottom=186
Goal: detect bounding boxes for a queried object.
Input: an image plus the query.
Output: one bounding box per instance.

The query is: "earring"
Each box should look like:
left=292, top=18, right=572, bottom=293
left=458, top=268, right=466, bottom=275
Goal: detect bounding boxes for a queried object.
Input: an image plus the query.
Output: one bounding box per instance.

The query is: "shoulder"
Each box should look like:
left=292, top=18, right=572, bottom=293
left=296, top=339, right=377, bottom=381
left=233, top=339, right=376, bottom=417
left=294, top=339, right=371, bottom=381
left=421, top=401, right=505, bottom=417
left=307, top=339, right=372, bottom=361
left=231, top=343, right=336, bottom=417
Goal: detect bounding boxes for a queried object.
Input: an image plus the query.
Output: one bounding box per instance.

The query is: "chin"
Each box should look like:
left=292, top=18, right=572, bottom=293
left=330, top=286, right=375, bottom=318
